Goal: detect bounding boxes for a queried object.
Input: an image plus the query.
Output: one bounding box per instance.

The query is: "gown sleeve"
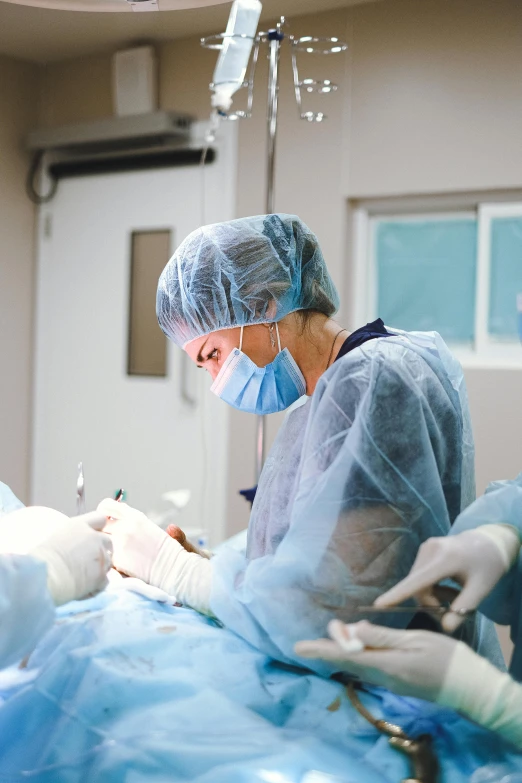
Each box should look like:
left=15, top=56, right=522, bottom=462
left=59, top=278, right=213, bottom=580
left=0, top=554, right=55, bottom=669
left=451, top=474, right=522, bottom=680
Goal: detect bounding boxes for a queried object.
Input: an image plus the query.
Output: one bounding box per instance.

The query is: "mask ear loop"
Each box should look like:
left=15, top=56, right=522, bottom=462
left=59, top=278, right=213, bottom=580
left=274, top=322, right=282, bottom=353
left=239, top=326, right=244, bottom=352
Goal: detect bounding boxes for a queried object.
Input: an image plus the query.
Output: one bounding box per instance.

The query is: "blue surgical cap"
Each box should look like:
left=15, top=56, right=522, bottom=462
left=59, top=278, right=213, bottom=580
left=156, top=214, right=340, bottom=348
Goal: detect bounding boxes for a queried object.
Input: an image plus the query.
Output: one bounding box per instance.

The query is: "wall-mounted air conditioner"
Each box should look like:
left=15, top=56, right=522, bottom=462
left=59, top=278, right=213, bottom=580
left=26, top=111, right=215, bottom=202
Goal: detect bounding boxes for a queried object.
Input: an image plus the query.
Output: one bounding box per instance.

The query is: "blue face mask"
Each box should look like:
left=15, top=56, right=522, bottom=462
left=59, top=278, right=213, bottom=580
left=210, top=324, right=306, bottom=414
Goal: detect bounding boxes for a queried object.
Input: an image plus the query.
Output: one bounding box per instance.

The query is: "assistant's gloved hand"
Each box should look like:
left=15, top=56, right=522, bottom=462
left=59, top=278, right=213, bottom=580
left=29, top=517, right=112, bottom=606
left=296, top=620, right=522, bottom=749
left=373, top=524, right=521, bottom=632
left=296, top=620, right=456, bottom=701
left=97, top=499, right=213, bottom=615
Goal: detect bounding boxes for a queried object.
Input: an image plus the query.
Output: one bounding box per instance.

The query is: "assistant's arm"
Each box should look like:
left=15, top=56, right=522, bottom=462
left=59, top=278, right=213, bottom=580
left=451, top=476, right=522, bottom=626
left=0, top=555, right=55, bottom=669
left=0, top=509, right=113, bottom=668
left=296, top=620, right=522, bottom=749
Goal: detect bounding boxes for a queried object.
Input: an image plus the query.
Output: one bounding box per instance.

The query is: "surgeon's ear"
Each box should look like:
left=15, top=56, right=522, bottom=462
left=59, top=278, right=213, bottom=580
left=265, top=299, right=277, bottom=320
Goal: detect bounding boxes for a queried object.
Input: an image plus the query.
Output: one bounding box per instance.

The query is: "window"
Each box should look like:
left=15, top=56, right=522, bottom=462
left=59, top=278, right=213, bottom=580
left=487, top=212, right=522, bottom=338
left=353, top=200, right=522, bottom=367
left=127, top=230, right=170, bottom=377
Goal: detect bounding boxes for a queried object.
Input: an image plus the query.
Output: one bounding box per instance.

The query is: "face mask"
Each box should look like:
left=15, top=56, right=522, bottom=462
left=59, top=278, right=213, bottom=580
left=210, top=323, right=306, bottom=414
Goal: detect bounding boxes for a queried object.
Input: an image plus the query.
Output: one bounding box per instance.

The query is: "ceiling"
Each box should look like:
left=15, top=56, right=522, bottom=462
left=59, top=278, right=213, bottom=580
left=0, top=0, right=380, bottom=63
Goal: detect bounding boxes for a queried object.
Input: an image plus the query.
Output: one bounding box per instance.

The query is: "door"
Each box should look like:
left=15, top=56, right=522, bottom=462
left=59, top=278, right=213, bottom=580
left=32, top=122, right=236, bottom=545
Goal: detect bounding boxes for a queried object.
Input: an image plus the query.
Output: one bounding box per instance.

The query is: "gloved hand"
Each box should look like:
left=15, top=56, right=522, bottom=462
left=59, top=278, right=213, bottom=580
left=98, top=499, right=213, bottom=615
left=0, top=506, right=73, bottom=554
left=296, top=620, right=457, bottom=701
left=373, top=524, right=521, bottom=632
left=29, top=517, right=112, bottom=606
left=296, top=619, right=522, bottom=749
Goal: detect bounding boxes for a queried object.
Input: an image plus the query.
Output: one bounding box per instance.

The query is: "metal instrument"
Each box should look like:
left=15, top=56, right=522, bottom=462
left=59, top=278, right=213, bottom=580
left=357, top=605, right=475, bottom=620
left=346, top=682, right=439, bottom=783
left=74, top=467, right=123, bottom=528
left=201, top=18, right=347, bottom=480
left=76, top=462, right=85, bottom=514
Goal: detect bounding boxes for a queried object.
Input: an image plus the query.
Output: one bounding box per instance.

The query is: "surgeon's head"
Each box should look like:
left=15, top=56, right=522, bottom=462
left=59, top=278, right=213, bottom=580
left=157, top=214, right=340, bottom=413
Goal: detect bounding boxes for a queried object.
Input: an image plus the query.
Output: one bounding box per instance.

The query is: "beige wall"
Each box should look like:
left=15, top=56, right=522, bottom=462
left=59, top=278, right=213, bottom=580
left=31, top=0, right=522, bottom=531
left=347, top=0, right=522, bottom=197
left=0, top=55, right=38, bottom=502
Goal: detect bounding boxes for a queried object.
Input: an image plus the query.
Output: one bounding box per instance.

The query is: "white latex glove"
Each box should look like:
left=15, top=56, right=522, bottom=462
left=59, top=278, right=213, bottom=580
left=373, top=525, right=521, bottom=632
left=296, top=620, right=456, bottom=701
left=295, top=620, right=522, bottom=749
left=0, top=506, right=72, bottom=554
left=29, top=518, right=112, bottom=606
left=98, top=499, right=213, bottom=615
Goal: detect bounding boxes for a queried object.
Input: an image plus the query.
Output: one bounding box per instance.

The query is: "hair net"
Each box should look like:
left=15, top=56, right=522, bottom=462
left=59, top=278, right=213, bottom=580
left=156, top=214, right=340, bottom=347
left=210, top=330, right=503, bottom=671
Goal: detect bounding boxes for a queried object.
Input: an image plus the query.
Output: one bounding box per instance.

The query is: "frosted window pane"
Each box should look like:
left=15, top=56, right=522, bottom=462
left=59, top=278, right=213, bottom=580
left=488, top=217, right=522, bottom=338
left=376, top=219, right=477, bottom=342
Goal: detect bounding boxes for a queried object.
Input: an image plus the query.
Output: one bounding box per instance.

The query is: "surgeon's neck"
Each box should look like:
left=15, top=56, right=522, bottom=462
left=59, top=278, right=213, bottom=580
left=280, top=312, right=349, bottom=396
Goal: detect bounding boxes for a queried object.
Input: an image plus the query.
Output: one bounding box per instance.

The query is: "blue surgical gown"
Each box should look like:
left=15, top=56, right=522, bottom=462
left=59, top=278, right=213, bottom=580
left=0, top=481, right=23, bottom=517
left=0, top=589, right=520, bottom=782
left=452, top=472, right=522, bottom=681
left=210, top=330, right=503, bottom=670
left=0, top=554, right=55, bottom=669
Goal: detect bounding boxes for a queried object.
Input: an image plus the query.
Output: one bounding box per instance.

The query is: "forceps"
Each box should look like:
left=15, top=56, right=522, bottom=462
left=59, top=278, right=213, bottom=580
left=76, top=462, right=85, bottom=514
left=358, top=583, right=475, bottom=623
left=357, top=605, right=475, bottom=620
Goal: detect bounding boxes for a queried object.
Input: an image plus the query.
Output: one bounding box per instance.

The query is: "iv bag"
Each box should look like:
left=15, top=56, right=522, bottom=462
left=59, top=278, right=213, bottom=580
left=211, top=0, right=262, bottom=113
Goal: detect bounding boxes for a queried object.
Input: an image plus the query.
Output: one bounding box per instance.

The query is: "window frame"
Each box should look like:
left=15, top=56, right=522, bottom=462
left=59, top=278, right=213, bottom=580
left=352, top=200, right=522, bottom=369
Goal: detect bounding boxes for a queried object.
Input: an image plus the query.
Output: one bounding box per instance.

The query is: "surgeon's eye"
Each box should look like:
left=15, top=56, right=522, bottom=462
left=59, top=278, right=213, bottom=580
left=206, top=349, right=219, bottom=362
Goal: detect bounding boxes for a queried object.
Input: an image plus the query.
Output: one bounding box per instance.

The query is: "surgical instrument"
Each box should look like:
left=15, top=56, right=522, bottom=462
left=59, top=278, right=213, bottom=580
left=76, top=462, right=85, bottom=514
left=201, top=14, right=347, bottom=480
left=357, top=606, right=475, bottom=619
left=347, top=681, right=439, bottom=783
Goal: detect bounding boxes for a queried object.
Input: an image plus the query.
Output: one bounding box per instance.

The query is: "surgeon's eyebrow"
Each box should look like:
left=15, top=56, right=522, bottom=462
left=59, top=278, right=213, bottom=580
left=196, top=337, right=210, bottom=365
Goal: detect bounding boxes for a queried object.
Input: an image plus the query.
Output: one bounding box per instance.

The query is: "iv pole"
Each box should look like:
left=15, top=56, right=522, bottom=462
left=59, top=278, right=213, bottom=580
left=202, top=15, right=346, bottom=483
left=255, top=16, right=285, bottom=480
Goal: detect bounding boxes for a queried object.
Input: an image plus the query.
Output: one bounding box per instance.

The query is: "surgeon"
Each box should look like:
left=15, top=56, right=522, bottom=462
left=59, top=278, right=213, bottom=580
left=295, top=476, right=522, bottom=747
left=97, top=213, right=501, bottom=667
left=0, top=485, right=112, bottom=669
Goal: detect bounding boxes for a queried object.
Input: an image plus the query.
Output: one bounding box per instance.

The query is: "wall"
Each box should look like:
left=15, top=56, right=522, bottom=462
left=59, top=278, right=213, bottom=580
left=35, top=0, right=522, bottom=532
left=347, top=0, right=522, bottom=197
left=0, top=55, right=38, bottom=502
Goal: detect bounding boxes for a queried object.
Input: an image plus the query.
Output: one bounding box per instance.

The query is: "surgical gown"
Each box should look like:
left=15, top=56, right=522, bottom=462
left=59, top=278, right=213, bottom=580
left=211, top=329, right=503, bottom=670
left=452, top=472, right=522, bottom=681
left=0, top=481, right=23, bottom=517
left=0, top=554, right=54, bottom=669
left=0, top=589, right=520, bottom=783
